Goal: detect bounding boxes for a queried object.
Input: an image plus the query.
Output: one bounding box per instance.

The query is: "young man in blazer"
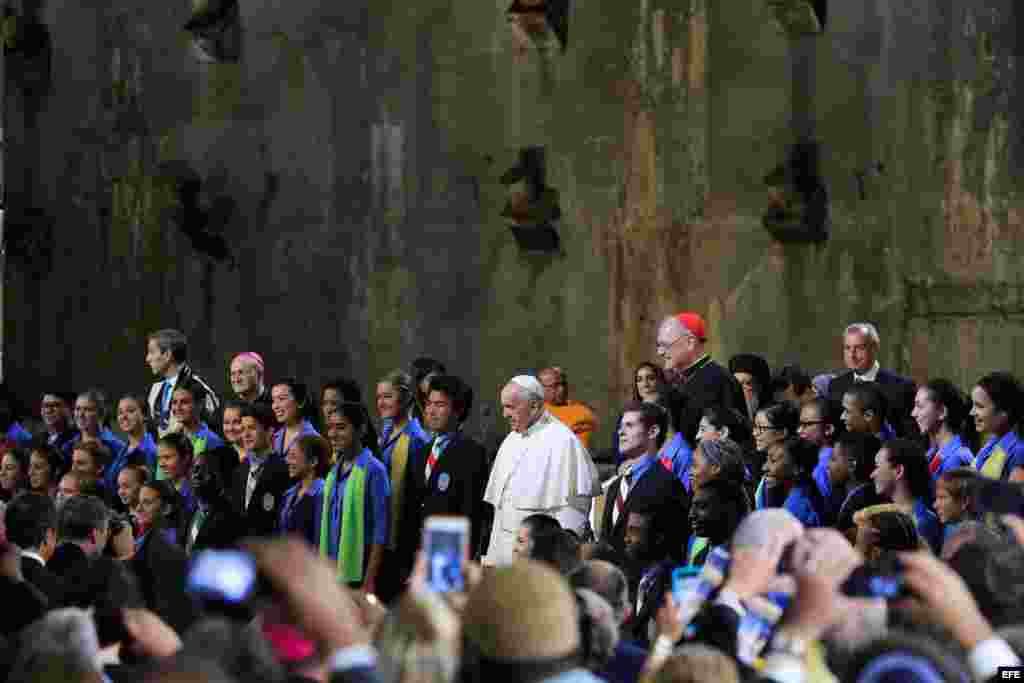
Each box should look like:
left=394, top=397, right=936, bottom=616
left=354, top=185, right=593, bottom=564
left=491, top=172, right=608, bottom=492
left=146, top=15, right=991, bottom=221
left=231, top=403, right=291, bottom=537
left=600, top=401, right=689, bottom=557
left=397, top=374, right=489, bottom=580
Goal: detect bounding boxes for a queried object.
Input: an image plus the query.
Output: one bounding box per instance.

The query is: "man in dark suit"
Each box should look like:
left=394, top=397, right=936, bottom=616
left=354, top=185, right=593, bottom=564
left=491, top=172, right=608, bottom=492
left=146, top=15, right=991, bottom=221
left=4, top=493, right=65, bottom=605
left=599, top=401, right=689, bottom=557
left=397, top=374, right=489, bottom=579
left=184, top=445, right=244, bottom=555
left=827, top=322, right=917, bottom=437
left=231, top=403, right=291, bottom=537
left=48, top=494, right=143, bottom=611
left=656, top=312, right=747, bottom=442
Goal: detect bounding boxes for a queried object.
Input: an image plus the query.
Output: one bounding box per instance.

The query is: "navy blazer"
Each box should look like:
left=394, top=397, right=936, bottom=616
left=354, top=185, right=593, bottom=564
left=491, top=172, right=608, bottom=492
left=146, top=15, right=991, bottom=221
left=396, top=434, right=489, bottom=577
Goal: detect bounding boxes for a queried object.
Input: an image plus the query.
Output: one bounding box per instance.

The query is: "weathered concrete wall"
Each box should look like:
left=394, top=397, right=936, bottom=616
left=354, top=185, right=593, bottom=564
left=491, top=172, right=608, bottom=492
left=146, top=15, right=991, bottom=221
left=4, top=0, right=1024, bottom=443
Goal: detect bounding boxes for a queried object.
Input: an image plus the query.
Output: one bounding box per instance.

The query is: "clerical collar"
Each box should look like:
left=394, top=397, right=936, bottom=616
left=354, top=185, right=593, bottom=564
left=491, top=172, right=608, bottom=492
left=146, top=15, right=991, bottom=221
left=854, top=361, right=880, bottom=382
left=682, top=354, right=711, bottom=378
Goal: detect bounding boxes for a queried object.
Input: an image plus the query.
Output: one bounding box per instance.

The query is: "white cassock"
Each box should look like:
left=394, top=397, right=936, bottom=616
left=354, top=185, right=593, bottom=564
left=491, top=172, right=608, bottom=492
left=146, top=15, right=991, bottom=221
left=483, top=411, right=601, bottom=566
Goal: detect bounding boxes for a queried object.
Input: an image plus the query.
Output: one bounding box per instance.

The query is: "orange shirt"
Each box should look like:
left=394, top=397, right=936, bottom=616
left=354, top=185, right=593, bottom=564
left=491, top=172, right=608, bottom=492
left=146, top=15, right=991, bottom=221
left=546, top=400, right=599, bottom=449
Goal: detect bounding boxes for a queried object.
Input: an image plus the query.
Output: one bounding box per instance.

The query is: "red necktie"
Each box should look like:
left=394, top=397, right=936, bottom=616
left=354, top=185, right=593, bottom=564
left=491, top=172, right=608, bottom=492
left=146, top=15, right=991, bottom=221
left=425, top=439, right=442, bottom=480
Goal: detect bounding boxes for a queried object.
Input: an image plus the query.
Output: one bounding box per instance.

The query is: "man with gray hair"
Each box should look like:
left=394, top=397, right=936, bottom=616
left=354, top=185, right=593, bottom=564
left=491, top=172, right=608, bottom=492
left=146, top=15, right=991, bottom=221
left=483, top=375, right=600, bottom=566
left=7, top=608, right=104, bottom=682
left=826, top=321, right=916, bottom=436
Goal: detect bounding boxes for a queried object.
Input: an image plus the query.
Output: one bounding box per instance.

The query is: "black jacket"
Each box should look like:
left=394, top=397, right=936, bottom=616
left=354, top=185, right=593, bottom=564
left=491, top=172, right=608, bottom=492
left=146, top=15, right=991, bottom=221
left=230, top=454, right=292, bottom=538
left=20, top=554, right=66, bottom=605
left=600, top=459, right=690, bottom=558
left=49, top=542, right=143, bottom=611
left=183, top=500, right=245, bottom=555
left=396, top=434, right=490, bottom=575
left=131, top=527, right=199, bottom=634
left=671, top=357, right=747, bottom=443
left=827, top=368, right=917, bottom=437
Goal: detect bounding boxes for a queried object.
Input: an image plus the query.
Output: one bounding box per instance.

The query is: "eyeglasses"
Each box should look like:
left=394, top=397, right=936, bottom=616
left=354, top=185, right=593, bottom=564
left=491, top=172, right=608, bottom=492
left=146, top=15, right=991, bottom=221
left=798, top=420, right=826, bottom=428
left=753, top=424, right=780, bottom=435
left=656, top=334, right=694, bottom=354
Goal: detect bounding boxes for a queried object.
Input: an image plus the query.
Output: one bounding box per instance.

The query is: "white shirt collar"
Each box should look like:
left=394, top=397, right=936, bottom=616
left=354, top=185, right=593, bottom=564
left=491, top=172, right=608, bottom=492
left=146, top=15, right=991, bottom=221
left=855, top=361, right=880, bottom=382
left=21, top=549, right=45, bottom=566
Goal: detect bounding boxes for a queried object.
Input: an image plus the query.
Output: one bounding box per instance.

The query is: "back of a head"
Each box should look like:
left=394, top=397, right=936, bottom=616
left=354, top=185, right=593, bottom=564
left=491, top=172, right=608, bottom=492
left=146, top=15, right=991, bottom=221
left=9, top=609, right=100, bottom=683
left=182, top=618, right=284, bottom=683
left=731, top=508, right=802, bottom=548
left=462, top=560, right=579, bottom=661
left=376, top=590, right=460, bottom=683
left=531, top=528, right=581, bottom=576
left=57, top=495, right=109, bottom=543
left=574, top=589, right=618, bottom=672
left=4, top=493, right=56, bottom=550
left=568, top=561, right=629, bottom=626
left=844, top=630, right=968, bottom=683
left=838, top=431, right=883, bottom=482
left=652, top=644, right=739, bottom=683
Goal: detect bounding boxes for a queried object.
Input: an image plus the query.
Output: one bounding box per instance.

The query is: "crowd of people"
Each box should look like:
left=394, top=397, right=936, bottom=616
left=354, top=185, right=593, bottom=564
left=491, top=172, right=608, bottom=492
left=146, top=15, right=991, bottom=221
left=0, top=315, right=1023, bottom=683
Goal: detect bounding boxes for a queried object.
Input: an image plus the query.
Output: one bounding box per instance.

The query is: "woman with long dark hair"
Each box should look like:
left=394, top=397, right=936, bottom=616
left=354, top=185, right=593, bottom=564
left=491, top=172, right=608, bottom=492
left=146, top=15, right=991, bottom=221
left=912, top=379, right=975, bottom=484
left=970, top=372, right=1024, bottom=482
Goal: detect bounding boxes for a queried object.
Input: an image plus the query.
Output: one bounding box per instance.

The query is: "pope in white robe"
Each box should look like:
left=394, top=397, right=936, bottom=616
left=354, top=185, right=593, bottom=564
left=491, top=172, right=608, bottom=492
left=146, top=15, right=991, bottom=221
left=483, top=375, right=601, bottom=566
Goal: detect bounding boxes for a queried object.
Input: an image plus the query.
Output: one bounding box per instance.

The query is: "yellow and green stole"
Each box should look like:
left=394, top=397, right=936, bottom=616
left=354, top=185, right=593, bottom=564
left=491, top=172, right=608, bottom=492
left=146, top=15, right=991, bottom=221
left=319, top=457, right=367, bottom=583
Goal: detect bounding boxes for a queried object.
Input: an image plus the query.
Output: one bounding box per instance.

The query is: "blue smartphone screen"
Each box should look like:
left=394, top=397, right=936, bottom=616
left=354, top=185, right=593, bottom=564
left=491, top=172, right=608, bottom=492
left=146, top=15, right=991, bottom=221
left=186, top=550, right=257, bottom=603
left=425, top=528, right=465, bottom=593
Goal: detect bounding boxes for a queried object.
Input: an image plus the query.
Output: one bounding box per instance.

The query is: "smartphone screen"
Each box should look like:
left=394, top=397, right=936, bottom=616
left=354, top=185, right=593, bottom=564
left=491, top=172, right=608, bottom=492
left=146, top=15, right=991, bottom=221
left=736, top=590, right=792, bottom=665
left=186, top=549, right=258, bottom=603
left=423, top=516, right=469, bottom=593
left=841, top=560, right=906, bottom=599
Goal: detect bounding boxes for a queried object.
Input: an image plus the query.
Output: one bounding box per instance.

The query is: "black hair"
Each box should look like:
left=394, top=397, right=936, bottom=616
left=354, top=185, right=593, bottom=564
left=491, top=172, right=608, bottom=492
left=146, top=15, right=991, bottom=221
left=28, top=440, right=65, bottom=485
left=870, top=510, right=921, bottom=553
left=621, top=400, right=670, bottom=448
left=975, top=371, right=1024, bottom=436
left=702, top=405, right=754, bottom=450
left=802, top=397, right=840, bottom=432
left=57, top=494, right=110, bottom=542
left=239, top=402, right=276, bottom=431
left=158, top=432, right=195, bottom=464
left=837, top=431, right=882, bottom=482
left=728, top=353, right=772, bottom=404
left=270, top=377, right=310, bottom=408
left=779, top=437, right=830, bottom=523
left=771, top=363, right=812, bottom=397
left=844, top=383, right=889, bottom=423
left=532, top=529, right=582, bottom=575
left=5, top=493, right=56, bottom=549
left=320, top=377, right=364, bottom=405
left=141, top=480, right=182, bottom=526
left=757, top=402, right=799, bottom=437
left=194, top=445, right=238, bottom=492
left=921, top=379, right=977, bottom=449
left=294, top=435, right=331, bottom=479
left=427, top=374, right=474, bottom=425
left=410, top=357, right=447, bottom=385
left=881, top=438, right=933, bottom=502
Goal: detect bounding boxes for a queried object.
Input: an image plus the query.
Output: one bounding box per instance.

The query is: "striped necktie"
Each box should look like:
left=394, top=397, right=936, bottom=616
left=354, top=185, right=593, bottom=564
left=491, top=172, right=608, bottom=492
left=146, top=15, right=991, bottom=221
left=425, top=435, right=449, bottom=481
left=613, top=468, right=632, bottom=526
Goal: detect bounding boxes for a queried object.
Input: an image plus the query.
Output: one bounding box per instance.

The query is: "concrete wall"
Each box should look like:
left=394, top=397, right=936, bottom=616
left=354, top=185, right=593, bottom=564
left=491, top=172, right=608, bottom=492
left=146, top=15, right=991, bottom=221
left=4, top=0, right=1024, bottom=444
